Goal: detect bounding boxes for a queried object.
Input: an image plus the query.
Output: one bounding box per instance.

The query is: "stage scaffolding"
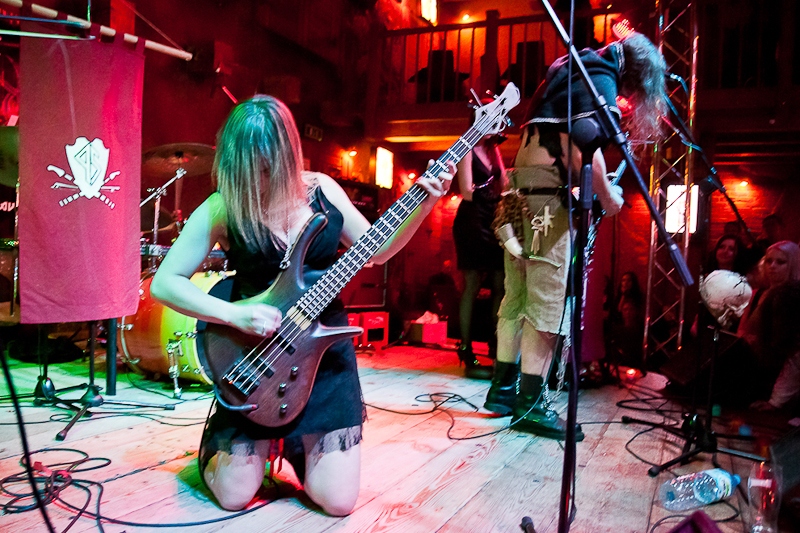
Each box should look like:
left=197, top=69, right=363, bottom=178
left=643, top=0, right=698, bottom=365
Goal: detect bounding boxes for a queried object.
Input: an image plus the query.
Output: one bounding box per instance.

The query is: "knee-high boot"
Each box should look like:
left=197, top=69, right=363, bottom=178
left=484, top=361, right=520, bottom=415
left=512, top=373, right=584, bottom=442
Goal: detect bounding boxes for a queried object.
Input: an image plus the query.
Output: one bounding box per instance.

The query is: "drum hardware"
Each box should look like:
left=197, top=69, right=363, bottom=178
left=48, top=321, right=176, bottom=441
left=118, top=271, right=233, bottom=388
left=141, top=143, right=215, bottom=235
left=140, top=168, right=186, bottom=272
left=165, top=339, right=183, bottom=399
left=115, top=319, right=140, bottom=366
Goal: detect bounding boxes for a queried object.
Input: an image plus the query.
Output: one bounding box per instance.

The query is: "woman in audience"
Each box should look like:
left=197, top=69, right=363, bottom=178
left=739, top=241, right=800, bottom=411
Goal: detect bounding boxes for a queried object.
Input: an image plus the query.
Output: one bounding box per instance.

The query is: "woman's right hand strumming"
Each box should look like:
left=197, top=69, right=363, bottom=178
left=229, top=302, right=282, bottom=337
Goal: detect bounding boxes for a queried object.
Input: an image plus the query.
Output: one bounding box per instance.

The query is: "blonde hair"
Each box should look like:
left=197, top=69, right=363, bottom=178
left=765, top=240, right=800, bottom=283
left=213, top=95, right=306, bottom=252
left=619, top=33, right=667, bottom=143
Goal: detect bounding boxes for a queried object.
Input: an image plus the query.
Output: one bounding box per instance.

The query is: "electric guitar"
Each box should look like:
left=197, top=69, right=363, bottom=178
left=203, top=83, right=521, bottom=427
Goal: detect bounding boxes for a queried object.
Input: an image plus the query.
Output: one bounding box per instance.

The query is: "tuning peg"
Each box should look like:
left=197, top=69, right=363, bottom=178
left=469, top=88, right=483, bottom=108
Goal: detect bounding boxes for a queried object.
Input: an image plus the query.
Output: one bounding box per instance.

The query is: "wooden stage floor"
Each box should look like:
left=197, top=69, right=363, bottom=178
left=0, top=342, right=794, bottom=532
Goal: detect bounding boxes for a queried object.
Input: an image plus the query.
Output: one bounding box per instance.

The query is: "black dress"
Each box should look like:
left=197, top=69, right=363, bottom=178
left=452, top=155, right=504, bottom=271
left=199, top=185, right=365, bottom=476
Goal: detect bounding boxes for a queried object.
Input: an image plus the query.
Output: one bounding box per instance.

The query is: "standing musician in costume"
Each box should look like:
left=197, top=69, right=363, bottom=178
left=151, top=95, right=454, bottom=515
left=452, top=100, right=508, bottom=379
left=485, top=32, right=665, bottom=441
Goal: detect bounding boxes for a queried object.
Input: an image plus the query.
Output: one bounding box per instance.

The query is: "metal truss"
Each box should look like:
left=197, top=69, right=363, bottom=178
left=643, top=0, right=698, bottom=364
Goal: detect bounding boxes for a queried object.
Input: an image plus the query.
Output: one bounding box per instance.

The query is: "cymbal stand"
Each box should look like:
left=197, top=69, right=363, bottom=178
left=55, top=321, right=175, bottom=441
left=140, top=167, right=186, bottom=272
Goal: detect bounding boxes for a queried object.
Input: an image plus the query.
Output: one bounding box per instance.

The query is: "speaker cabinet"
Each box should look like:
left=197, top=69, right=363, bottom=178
left=339, top=262, right=387, bottom=309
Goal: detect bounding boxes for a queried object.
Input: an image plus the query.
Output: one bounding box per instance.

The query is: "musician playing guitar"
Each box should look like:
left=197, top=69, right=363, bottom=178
left=151, top=95, right=454, bottom=515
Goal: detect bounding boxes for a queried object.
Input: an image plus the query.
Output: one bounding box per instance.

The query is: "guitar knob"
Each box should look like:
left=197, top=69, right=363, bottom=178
left=280, top=404, right=288, bottom=415
left=278, top=383, right=287, bottom=396
left=290, top=366, right=299, bottom=378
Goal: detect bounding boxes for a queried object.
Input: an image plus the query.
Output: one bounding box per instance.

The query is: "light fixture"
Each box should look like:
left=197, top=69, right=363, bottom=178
left=739, top=180, right=749, bottom=187
left=612, top=18, right=635, bottom=39
left=348, top=149, right=358, bottom=157
left=665, top=184, right=699, bottom=234
left=462, top=13, right=470, bottom=22
left=375, top=147, right=393, bottom=189
left=408, top=172, right=416, bottom=180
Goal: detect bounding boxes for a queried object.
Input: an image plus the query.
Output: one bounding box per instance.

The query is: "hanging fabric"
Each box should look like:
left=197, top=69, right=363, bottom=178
left=19, top=23, right=144, bottom=323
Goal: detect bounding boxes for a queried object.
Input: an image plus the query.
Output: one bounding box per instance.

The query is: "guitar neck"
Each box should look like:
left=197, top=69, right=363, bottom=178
left=297, top=124, right=486, bottom=320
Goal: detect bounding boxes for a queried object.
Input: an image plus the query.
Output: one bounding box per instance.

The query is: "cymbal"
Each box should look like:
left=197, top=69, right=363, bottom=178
left=142, top=143, right=214, bottom=179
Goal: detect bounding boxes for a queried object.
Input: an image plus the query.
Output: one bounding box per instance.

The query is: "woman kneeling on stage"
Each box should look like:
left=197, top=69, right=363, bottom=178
left=150, top=95, right=453, bottom=514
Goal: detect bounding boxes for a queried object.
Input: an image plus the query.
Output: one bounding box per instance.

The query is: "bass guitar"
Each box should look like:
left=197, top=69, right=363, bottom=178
left=203, top=83, right=521, bottom=427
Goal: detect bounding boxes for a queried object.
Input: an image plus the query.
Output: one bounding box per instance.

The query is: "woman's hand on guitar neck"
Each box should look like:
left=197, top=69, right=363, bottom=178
left=417, top=160, right=455, bottom=205
left=229, top=302, right=283, bottom=337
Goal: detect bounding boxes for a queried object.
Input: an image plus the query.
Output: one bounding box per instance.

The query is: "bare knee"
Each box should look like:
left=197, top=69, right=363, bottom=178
left=204, top=448, right=267, bottom=511
left=305, top=485, right=358, bottom=516
left=303, top=443, right=361, bottom=516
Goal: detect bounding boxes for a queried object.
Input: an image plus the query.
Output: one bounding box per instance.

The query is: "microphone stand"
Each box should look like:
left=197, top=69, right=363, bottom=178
left=661, top=86, right=755, bottom=245
left=538, top=2, right=694, bottom=532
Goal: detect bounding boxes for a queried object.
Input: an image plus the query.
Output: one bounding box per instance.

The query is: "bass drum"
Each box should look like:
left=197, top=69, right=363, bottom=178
left=119, top=271, right=235, bottom=385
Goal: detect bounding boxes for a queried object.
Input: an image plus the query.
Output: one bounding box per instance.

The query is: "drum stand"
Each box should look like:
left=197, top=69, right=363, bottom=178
left=53, top=321, right=175, bottom=441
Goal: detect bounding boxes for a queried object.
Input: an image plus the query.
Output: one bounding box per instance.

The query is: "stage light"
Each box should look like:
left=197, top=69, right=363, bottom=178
left=612, top=18, right=635, bottom=39
left=616, top=95, right=633, bottom=116
left=665, top=184, right=699, bottom=234
left=375, top=147, right=393, bottom=189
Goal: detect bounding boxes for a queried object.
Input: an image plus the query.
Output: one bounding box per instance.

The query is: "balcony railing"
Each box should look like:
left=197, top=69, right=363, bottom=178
left=368, top=9, right=625, bottom=115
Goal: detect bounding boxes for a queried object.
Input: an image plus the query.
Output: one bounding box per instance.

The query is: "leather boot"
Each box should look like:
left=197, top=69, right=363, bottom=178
left=484, top=361, right=520, bottom=415
left=457, top=344, right=493, bottom=380
left=512, top=374, right=584, bottom=442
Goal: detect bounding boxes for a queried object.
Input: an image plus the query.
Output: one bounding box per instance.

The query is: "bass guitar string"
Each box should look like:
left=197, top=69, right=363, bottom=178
left=226, top=116, right=496, bottom=389
left=224, top=109, right=506, bottom=394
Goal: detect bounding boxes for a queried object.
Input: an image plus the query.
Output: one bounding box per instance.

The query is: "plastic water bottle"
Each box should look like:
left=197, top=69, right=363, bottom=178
left=658, top=468, right=741, bottom=511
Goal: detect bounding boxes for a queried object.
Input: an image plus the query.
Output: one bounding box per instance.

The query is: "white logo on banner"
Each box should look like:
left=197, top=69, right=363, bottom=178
left=47, top=137, right=121, bottom=208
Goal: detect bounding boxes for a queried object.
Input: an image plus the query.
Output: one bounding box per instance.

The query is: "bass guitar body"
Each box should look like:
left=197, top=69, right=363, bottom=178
left=202, top=213, right=363, bottom=427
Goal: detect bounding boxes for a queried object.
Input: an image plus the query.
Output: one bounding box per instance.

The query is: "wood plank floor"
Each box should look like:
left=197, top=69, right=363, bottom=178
left=0, top=342, right=793, bottom=532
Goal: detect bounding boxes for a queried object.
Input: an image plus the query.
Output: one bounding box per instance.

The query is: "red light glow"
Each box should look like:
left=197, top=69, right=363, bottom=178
left=616, top=95, right=634, bottom=116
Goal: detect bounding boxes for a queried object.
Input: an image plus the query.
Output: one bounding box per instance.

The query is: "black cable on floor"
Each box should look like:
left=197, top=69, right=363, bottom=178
left=0, top=344, right=56, bottom=533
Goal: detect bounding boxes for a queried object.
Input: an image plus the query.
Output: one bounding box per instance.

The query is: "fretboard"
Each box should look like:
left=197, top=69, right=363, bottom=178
left=296, top=121, right=497, bottom=320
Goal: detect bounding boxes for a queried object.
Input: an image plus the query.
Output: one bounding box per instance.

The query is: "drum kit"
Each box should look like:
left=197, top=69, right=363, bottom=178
left=117, top=142, right=234, bottom=397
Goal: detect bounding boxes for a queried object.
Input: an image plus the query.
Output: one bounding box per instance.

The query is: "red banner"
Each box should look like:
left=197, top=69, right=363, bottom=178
left=19, top=29, right=144, bottom=323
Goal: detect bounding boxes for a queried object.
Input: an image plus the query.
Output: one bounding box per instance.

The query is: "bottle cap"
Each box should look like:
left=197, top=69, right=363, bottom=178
left=732, top=474, right=741, bottom=487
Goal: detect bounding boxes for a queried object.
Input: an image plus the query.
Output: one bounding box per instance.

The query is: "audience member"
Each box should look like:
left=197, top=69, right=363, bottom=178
left=738, top=241, right=800, bottom=411
left=755, top=213, right=786, bottom=254
left=605, top=271, right=645, bottom=368
left=704, top=234, right=747, bottom=275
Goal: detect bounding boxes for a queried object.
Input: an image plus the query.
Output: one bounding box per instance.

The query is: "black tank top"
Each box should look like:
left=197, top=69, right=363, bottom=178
left=225, top=185, right=344, bottom=302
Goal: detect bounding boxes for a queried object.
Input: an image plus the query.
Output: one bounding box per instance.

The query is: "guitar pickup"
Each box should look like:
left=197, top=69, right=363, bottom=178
left=274, top=335, right=296, bottom=355
left=224, top=367, right=264, bottom=396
